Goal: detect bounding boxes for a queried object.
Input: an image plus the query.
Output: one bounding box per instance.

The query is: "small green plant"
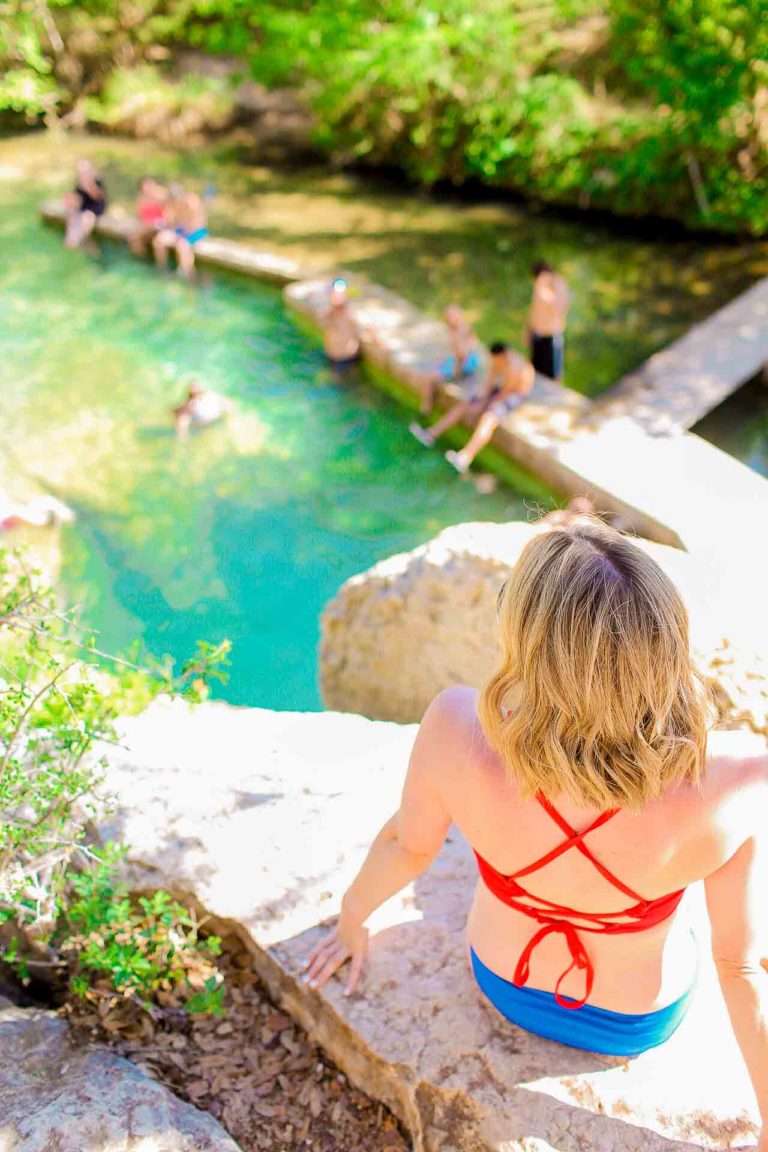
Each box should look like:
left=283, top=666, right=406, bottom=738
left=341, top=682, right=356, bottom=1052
left=57, top=846, right=223, bottom=1011
left=0, top=548, right=229, bottom=1014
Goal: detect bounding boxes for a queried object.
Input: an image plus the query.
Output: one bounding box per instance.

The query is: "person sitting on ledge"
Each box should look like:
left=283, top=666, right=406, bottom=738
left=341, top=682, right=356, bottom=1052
left=306, top=518, right=768, bottom=1148
left=64, top=159, right=107, bottom=250
left=153, top=185, right=208, bottom=279
left=320, top=278, right=363, bottom=370
left=130, top=177, right=168, bottom=258
left=410, top=342, right=534, bottom=474
left=172, top=381, right=231, bottom=439
left=417, top=305, right=481, bottom=416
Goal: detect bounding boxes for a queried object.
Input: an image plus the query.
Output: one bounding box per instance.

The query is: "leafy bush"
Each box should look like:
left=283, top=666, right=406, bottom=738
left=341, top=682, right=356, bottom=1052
left=0, top=549, right=229, bottom=1011
left=249, top=0, right=768, bottom=234
left=85, top=66, right=237, bottom=142
left=1, top=0, right=765, bottom=231
left=58, top=846, right=224, bottom=1014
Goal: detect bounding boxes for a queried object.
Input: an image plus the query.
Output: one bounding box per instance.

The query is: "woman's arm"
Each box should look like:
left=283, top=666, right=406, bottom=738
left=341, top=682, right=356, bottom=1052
left=705, top=794, right=768, bottom=1137
left=304, top=691, right=455, bottom=993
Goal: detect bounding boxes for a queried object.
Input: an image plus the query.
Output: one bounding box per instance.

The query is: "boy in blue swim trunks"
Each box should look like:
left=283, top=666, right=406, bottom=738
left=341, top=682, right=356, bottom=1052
left=153, top=186, right=208, bottom=279
left=416, top=304, right=481, bottom=417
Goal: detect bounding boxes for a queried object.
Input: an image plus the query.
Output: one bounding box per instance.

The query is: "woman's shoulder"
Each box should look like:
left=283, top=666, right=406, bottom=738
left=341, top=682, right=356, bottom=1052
left=698, top=728, right=768, bottom=828
left=419, top=686, right=497, bottom=766
left=423, top=684, right=479, bottom=726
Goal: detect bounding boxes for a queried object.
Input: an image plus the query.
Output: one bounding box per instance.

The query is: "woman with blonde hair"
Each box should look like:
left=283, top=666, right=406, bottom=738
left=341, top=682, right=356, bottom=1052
left=307, top=519, right=768, bottom=1148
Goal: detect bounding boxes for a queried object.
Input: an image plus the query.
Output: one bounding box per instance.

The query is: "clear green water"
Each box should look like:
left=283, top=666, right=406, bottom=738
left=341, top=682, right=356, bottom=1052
left=2, top=132, right=767, bottom=709
left=694, top=374, right=768, bottom=479
left=0, top=166, right=527, bottom=708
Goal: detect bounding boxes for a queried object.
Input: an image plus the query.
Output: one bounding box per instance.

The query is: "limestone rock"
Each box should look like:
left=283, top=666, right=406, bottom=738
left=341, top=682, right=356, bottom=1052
left=319, top=520, right=768, bottom=731
left=100, top=699, right=759, bottom=1152
left=0, top=1005, right=241, bottom=1151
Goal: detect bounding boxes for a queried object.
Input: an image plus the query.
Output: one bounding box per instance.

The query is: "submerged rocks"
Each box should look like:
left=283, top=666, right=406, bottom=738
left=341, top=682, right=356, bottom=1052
left=96, top=698, right=759, bottom=1152
left=320, top=519, right=768, bottom=733
left=0, top=1005, right=241, bottom=1151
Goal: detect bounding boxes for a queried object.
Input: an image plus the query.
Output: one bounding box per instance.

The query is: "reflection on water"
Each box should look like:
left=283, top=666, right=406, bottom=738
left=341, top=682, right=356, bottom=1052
left=0, top=158, right=526, bottom=709
left=694, top=375, right=768, bottom=479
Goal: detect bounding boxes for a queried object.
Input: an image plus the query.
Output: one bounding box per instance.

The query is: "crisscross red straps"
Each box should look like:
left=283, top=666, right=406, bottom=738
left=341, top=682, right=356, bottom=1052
left=515, top=793, right=647, bottom=906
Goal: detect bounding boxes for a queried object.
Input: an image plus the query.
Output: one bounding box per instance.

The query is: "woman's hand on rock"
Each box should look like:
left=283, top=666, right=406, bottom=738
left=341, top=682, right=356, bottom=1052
left=303, top=903, right=369, bottom=996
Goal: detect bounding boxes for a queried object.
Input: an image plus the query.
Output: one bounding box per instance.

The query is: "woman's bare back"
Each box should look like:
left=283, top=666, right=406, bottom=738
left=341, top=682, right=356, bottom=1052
left=424, top=686, right=768, bottom=1014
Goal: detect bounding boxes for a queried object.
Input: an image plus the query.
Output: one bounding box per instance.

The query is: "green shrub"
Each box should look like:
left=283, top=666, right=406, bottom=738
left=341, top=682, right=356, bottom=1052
left=58, top=846, right=224, bottom=1013
left=0, top=549, right=229, bottom=1012
left=85, top=66, right=237, bottom=140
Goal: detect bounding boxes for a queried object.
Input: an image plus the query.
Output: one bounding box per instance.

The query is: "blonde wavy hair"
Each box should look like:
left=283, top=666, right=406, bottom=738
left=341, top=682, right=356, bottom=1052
left=478, top=519, right=712, bottom=810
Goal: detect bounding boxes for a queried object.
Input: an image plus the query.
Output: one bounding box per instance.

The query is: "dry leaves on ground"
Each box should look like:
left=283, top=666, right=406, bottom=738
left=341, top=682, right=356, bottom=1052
left=66, top=937, right=411, bottom=1152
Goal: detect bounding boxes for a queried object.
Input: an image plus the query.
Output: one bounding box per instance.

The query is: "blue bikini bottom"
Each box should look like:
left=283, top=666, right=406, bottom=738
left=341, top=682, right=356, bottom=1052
left=470, top=947, right=694, bottom=1057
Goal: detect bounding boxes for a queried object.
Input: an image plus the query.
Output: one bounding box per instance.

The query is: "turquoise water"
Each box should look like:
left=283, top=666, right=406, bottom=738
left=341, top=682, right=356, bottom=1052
left=0, top=178, right=526, bottom=709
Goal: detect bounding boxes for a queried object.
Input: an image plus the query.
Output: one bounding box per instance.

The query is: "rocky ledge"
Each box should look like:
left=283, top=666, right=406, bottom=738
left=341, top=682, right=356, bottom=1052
left=0, top=1005, right=240, bottom=1151
left=320, top=519, right=768, bottom=730
left=98, top=699, right=759, bottom=1152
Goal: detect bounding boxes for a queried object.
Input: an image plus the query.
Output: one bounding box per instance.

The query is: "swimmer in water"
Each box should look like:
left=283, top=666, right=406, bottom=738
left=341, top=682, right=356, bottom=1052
left=172, top=382, right=232, bottom=439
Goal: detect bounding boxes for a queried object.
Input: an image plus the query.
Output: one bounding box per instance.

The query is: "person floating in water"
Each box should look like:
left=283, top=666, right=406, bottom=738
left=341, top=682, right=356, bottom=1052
left=320, top=279, right=362, bottom=369
left=129, top=177, right=168, bottom=258
left=172, top=382, right=231, bottom=439
left=0, top=490, right=75, bottom=531
left=153, top=185, right=209, bottom=279
left=410, top=341, right=534, bottom=471
left=64, top=159, right=107, bottom=250
left=417, top=305, right=481, bottom=416
left=525, top=260, right=571, bottom=382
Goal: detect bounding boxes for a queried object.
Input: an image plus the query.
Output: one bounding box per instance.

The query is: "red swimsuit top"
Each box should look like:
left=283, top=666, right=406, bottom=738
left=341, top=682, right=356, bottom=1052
left=473, top=792, right=686, bottom=1010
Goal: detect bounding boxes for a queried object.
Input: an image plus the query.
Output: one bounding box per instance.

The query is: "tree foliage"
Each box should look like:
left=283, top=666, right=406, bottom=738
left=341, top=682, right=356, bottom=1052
left=1, top=0, right=766, bottom=232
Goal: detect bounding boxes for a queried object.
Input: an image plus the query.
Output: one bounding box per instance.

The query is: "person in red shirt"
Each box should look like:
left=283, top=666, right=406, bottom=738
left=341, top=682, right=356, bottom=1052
left=129, top=177, right=168, bottom=258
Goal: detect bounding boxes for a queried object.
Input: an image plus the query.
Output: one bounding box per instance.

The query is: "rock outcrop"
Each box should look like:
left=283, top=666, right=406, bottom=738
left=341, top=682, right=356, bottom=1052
left=320, top=520, right=768, bottom=730
left=0, top=1005, right=241, bottom=1151
left=98, top=699, right=759, bottom=1152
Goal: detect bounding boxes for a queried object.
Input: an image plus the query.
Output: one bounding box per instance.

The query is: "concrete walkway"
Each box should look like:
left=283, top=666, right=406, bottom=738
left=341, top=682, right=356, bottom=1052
left=592, top=276, right=768, bottom=434
left=40, top=201, right=308, bottom=285
left=284, top=277, right=768, bottom=550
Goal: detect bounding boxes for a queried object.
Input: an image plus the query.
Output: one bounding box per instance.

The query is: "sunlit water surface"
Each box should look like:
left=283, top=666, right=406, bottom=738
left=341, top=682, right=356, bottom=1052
left=0, top=166, right=530, bottom=707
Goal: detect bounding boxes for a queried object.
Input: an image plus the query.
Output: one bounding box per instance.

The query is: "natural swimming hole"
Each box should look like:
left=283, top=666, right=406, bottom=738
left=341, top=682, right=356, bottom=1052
left=0, top=183, right=526, bottom=709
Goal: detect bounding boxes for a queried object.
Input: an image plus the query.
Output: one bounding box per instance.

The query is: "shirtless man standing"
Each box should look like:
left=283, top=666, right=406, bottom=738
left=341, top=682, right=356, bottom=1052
left=320, top=279, right=362, bottom=369
left=526, top=261, right=571, bottom=381
left=444, top=343, right=534, bottom=474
